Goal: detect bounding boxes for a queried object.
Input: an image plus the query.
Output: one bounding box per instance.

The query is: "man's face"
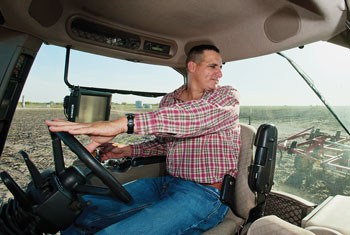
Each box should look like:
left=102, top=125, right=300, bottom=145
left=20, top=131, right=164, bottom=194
left=191, top=50, right=223, bottom=91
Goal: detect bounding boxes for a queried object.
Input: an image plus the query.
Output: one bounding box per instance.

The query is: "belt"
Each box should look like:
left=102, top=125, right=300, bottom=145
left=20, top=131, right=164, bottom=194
left=202, top=182, right=222, bottom=191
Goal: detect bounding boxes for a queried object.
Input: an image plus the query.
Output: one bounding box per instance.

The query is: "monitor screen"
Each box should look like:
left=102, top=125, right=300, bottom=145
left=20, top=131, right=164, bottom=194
left=64, top=88, right=112, bottom=123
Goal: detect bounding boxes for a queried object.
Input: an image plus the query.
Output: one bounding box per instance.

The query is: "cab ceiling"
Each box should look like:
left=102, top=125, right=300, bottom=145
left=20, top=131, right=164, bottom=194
left=0, top=0, right=347, bottom=68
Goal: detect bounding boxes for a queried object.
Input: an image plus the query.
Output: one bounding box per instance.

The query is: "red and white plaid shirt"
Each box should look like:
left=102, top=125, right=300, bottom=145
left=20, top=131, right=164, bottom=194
left=131, top=85, right=241, bottom=184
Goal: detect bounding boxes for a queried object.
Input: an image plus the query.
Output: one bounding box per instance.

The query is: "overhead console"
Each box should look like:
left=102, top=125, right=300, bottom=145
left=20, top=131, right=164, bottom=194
left=67, top=16, right=177, bottom=58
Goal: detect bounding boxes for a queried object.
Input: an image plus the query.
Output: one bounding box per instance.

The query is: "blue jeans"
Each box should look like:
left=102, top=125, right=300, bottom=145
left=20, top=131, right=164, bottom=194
left=62, top=175, right=228, bottom=235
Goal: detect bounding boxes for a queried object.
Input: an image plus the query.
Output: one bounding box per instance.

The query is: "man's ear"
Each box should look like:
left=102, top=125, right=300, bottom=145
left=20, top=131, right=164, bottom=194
left=187, top=61, right=196, bottom=73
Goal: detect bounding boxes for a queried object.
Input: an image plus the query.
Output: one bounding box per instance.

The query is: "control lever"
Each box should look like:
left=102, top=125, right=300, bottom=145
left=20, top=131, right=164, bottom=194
left=19, top=150, right=44, bottom=189
left=0, top=172, right=30, bottom=209
left=50, top=130, right=66, bottom=176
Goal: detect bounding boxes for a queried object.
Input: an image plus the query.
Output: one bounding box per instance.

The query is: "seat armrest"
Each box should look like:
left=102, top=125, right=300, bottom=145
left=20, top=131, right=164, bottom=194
left=302, top=195, right=350, bottom=235
left=247, top=215, right=314, bottom=235
left=305, top=226, right=343, bottom=235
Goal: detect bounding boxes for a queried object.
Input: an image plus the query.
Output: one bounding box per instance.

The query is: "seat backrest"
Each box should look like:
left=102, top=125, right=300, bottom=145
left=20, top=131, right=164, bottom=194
left=204, top=123, right=278, bottom=234
left=233, top=123, right=278, bottom=220
left=232, top=123, right=257, bottom=219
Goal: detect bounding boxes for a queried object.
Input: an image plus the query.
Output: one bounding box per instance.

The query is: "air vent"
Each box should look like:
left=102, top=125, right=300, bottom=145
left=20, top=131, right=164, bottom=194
left=68, top=17, right=177, bottom=58
left=70, top=18, right=141, bottom=50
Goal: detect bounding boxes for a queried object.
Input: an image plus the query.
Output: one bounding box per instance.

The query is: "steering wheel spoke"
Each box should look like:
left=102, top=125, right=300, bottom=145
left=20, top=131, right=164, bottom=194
left=50, top=131, right=132, bottom=203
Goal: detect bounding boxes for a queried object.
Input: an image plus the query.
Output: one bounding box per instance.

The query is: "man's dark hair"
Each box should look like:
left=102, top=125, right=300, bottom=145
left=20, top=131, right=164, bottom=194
left=185, top=45, right=220, bottom=69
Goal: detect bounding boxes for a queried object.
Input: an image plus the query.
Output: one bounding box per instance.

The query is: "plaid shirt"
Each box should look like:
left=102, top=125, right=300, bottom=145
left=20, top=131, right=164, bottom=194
left=131, top=85, right=241, bottom=184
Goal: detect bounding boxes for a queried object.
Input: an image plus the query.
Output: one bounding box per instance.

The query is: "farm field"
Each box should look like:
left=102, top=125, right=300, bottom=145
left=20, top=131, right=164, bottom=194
left=1, top=106, right=350, bottom=205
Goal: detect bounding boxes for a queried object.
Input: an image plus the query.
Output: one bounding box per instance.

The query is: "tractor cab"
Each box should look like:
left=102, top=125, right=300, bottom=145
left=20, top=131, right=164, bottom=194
left=0, top=0, right=350, bottom=234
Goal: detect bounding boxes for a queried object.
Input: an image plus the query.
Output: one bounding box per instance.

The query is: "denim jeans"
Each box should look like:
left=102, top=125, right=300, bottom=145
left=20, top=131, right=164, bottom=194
left=61, top=175, right=228, bottom=235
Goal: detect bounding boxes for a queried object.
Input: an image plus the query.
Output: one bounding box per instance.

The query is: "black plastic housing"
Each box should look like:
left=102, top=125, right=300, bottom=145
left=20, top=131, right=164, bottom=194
left=249, top=124, right=278, bottom=194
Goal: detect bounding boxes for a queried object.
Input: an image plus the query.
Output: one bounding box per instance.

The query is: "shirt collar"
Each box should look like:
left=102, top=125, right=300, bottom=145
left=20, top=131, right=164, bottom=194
left=173, top=85, right=217, bottom=101
left=173, top=84, right=186, bottom=101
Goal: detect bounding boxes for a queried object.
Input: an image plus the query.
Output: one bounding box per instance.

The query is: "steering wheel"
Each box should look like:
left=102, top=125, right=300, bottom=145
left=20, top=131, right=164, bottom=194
left=50, top=131, right=132, bottom=203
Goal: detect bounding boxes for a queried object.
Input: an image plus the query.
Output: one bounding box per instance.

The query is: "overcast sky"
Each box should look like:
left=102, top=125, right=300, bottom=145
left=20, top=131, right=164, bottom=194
left=22, top=41, right=350, bottom=106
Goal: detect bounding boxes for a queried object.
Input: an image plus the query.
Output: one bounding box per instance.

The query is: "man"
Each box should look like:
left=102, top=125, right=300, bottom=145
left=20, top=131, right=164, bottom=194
left=46, top=45, right=241, bottom=234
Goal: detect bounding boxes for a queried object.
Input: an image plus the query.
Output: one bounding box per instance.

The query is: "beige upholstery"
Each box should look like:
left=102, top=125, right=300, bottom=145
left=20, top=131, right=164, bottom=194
left=305, top=226, right=342, bottom=235
left=204, top=123, right=257, bottom=234
left=247, top=215, right=344, bottom=235
left=302, top=195, right=350, bottom=235
left=247, top=215, right=314, bottom=235
left=248, top=195, right=350, bottom=235
left=233, top=123, right=257, bottom=219
left=204, top=211, right=245, bottom=235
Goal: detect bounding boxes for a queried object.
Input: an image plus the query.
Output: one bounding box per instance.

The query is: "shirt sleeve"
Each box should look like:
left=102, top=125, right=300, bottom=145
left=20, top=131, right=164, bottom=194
left=130, top=95, right=170, bottom=157
left=131, top=137, right=168, bottom=157
left=135, top=86, right=240, bottom=138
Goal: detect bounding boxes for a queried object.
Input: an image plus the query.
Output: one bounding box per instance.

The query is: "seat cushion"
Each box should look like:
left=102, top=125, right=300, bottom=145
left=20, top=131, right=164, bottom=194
left=202, top=210, right=244, bottom=235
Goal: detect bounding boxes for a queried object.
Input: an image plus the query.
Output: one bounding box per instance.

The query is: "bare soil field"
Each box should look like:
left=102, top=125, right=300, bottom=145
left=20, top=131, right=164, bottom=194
left=0, top=109, right=72, bottom=202
left=1, top=108, right=350, bottom=205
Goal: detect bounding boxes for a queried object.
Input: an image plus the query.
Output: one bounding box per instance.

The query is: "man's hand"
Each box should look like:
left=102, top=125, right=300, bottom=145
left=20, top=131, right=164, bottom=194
left=45, top=117, right=129, bottom=152
left=98, top=143, right=132, bottom=161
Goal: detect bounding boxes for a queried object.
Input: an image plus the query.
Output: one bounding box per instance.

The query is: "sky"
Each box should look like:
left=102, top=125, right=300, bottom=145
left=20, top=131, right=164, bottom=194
left=22, top=41, right=350, bottom=106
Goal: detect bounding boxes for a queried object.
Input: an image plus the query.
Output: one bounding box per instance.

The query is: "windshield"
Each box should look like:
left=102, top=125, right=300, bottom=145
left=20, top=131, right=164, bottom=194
left=222, top=42, right=350, bottom=204
left=1, top=41, right=349, bottom=205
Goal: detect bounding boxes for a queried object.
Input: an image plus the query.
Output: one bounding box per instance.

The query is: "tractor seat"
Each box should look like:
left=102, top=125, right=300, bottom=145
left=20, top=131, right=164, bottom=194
left=204, top=123, right=278, bottom=234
